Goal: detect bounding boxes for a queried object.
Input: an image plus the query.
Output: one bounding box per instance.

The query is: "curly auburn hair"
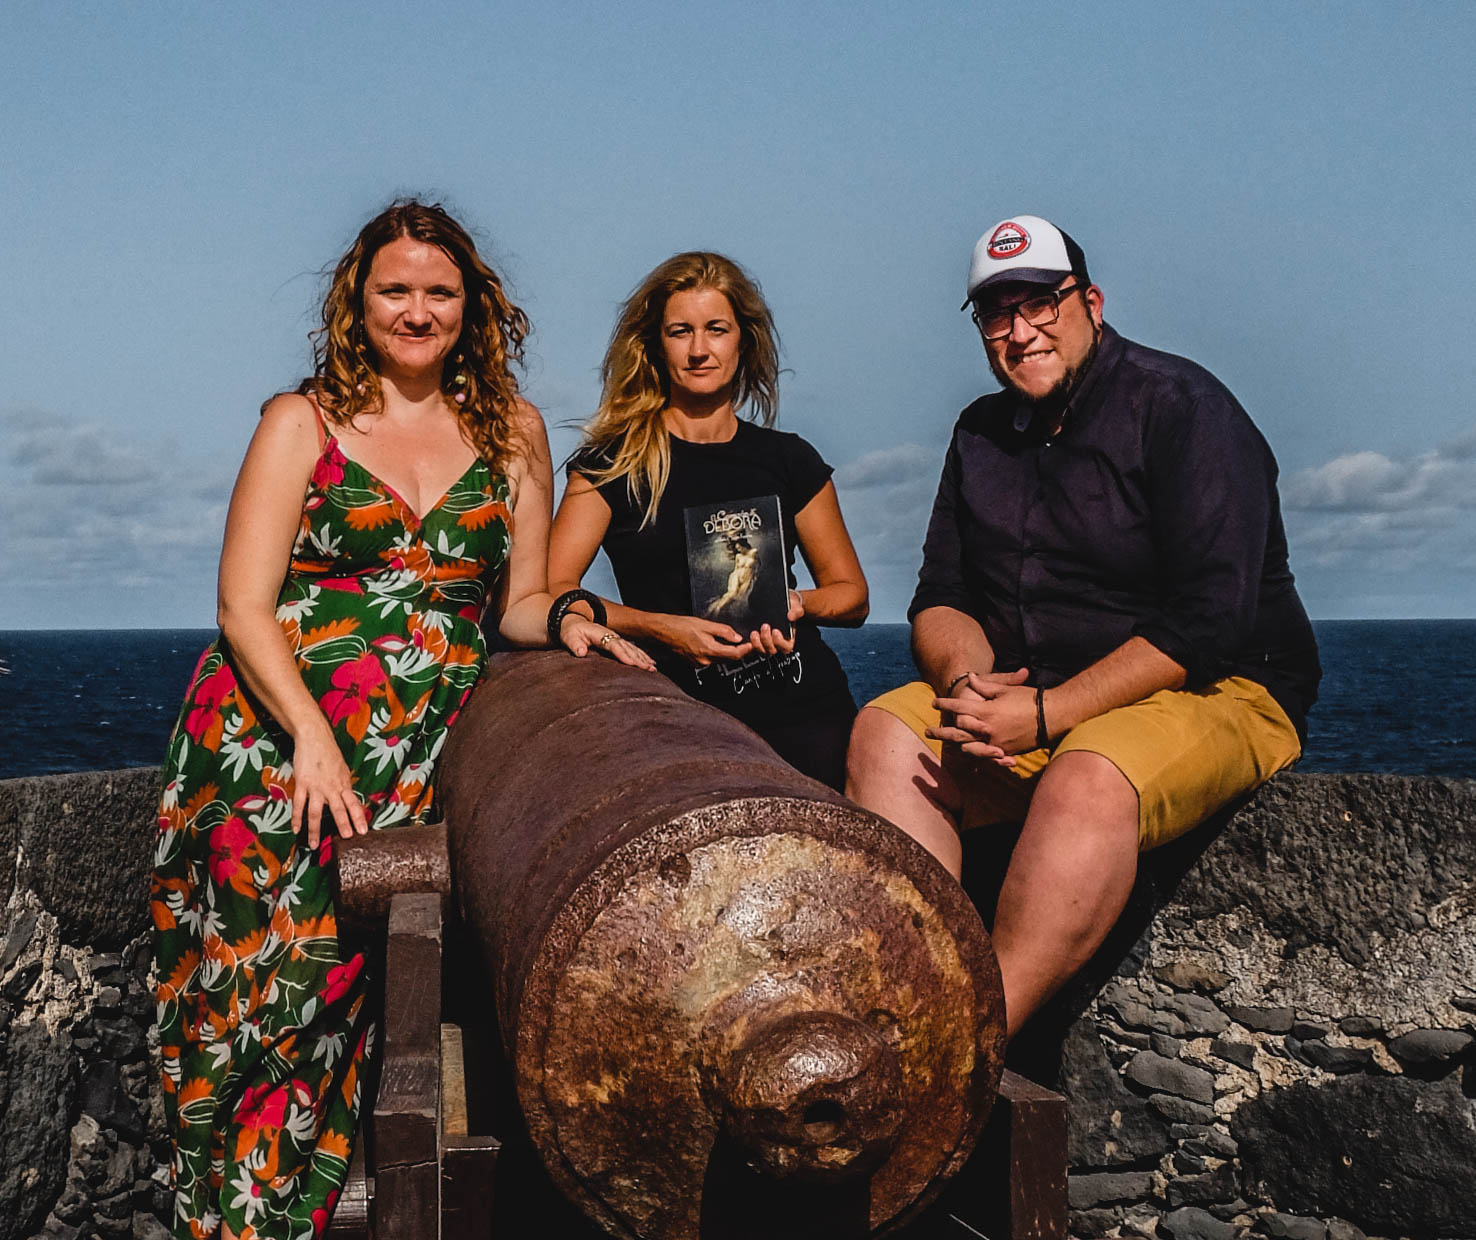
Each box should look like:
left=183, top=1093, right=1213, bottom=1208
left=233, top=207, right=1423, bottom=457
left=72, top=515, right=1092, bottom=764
left=304, top=199, right=530, bottom=472
left=577, top=251, right=780, bottom=526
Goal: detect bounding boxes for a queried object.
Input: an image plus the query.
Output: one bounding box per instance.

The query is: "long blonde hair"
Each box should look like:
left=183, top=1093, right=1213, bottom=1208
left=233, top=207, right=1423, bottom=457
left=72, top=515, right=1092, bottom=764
left=302, top=199, right=531, bottom=474
left=579, top=252, right=779, bottom=525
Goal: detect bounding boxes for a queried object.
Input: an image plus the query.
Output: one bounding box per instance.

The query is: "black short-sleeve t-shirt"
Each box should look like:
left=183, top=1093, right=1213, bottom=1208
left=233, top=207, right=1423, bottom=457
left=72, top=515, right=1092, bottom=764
left=569, top=419, right=854, bottom=727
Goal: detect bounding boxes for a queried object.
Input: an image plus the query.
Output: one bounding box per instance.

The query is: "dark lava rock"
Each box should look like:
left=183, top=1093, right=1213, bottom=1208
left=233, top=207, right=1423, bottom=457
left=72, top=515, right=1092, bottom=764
left=1173, top=1149, right=1208, bottom=1174
left=1126, top=1051, right=1215, bottom=1104
left=36, top=1218, right=82, bottom=1240
left=1151, top=1033, right=1183, bottom=1058
left=79, top=1060, right=144, bottom=1142
left=1174, top=1125, right=1239, bottom=1159
left=1324, top=1220, right=1366, bottom=1240
left=1161, top=1205, right=1237, bottom=1240
left=1153, top=961, right=1230, bottom=993
left=1338, top=1015, right=1380, bottom=1037
left=1098, top=986, right=1170, bottom=1035
left=1149, top=1094, right=1216, bottom=1125
left=0, top=1021, right=75, bottom=1240
left=131, top=1213, right=171, bottom=1240
left=1233, top=1072, right=1476, bottom=1233
left=1, top=909, right=40, bottom=973
left=1452, top=990, right=1476, bottom=1015
left=1282, top=1036, right=1312, bottom=1066
left=1060, top=1022, right=1170, bottom=1166
left=1226, top=1004, right=1295, bottom=1033
left=3, top=960, right=42, bottom=1001
left=1262, top=1213, right=1328, bottom=1240
left=1, top=770, right=161, bottom=949
left=1291, top=1021, right=1330, bottom=1041
left=1162, top=993, right=1230, bottom=1036
left=1209, top=1037, right=1256, bottom=1070
left=1301, top=1041, right=1373, bottom=1074
left=1167, top=774, right=1476, bottom=967
left=93, top=1016, right=147, bottom=1062
left=1387, top=1028, right=1473, bottom=1068
left=1068, top=1170, right=1156, bottom=1209
left=1068, top=1207, right=1123, bottom=1237
left=1165, top=1164, right=1237, bottom=1207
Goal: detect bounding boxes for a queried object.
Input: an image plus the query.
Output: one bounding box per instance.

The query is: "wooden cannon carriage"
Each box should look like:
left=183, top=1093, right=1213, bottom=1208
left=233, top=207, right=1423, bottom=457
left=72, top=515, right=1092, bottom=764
left=327, top=651, right=1067, bottom=1239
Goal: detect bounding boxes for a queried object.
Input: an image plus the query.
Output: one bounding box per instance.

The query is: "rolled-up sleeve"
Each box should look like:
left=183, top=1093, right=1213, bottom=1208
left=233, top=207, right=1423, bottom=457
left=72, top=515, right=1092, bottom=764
left=1131, top=391, right=1274, bottom=686
left=908, top=432, right=972, bottom=620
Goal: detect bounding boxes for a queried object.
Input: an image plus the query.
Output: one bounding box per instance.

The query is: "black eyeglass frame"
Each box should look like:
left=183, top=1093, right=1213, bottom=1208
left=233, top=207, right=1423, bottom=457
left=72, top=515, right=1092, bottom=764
left=970, top=281, right=1087, bottom=342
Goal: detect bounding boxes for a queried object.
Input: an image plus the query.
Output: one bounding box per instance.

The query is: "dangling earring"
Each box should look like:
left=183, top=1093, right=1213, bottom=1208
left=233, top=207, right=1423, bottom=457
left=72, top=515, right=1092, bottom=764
left=451, top=353, right=468, bottom=405
left=353, top=329, right=370, bottom=395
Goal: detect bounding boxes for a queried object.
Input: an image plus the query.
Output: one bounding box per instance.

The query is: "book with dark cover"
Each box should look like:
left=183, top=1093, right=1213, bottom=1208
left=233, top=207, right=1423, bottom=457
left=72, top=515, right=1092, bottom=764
left=684, top=494, right=790, bottom=638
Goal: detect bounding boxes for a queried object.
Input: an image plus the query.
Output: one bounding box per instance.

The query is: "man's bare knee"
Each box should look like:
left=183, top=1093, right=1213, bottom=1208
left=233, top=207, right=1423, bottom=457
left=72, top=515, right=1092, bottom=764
left=1031, top=749, right=1138, bottom=829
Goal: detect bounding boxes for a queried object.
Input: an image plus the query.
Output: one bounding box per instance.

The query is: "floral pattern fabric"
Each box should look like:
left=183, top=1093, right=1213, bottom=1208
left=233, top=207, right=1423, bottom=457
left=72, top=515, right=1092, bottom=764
left=151, top=437, right=511, bottom=1239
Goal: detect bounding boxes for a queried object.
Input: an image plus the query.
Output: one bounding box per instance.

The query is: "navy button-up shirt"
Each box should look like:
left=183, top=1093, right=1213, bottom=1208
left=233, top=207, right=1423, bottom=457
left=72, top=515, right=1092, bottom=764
left=910, top=324, right=1320, bottom=739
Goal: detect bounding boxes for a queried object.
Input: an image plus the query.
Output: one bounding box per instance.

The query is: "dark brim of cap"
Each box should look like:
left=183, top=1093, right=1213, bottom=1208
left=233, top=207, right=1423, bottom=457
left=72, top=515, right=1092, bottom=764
left=962, top=266, right=1071, bottom=310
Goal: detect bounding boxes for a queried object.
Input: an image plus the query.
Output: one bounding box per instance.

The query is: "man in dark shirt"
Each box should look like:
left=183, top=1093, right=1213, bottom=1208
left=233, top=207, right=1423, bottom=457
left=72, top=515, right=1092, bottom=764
left=847, top=215, right=1320, bottom=1038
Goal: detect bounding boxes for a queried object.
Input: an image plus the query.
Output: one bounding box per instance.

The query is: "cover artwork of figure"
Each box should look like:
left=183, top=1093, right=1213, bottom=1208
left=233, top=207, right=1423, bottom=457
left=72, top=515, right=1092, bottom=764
left=684, top=494, right=791, bottom=638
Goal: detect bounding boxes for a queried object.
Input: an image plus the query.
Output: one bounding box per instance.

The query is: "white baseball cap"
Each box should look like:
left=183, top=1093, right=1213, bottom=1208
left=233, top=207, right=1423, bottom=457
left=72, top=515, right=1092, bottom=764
left=963, top=215, right=1091, bottom=309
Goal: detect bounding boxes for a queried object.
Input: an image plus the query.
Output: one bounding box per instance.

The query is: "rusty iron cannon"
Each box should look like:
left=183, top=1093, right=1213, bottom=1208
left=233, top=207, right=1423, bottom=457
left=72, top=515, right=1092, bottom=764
left=331, top=650, right=1066, bottom=1239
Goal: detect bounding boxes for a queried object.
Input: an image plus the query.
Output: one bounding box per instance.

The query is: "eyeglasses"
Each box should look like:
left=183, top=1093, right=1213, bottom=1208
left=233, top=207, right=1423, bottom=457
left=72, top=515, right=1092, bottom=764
left=970, top=283, right=1085, bottom=341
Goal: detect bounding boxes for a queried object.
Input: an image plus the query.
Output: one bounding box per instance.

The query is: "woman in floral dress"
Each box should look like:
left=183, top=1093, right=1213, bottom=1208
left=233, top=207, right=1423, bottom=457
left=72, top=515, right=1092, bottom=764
left=150, top=200, right=651, bottom=1240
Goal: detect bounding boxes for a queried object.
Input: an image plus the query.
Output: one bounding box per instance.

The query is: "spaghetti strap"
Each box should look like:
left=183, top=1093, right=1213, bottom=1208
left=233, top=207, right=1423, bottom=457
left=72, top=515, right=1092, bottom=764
left=305, top=391, right=330, bottom=450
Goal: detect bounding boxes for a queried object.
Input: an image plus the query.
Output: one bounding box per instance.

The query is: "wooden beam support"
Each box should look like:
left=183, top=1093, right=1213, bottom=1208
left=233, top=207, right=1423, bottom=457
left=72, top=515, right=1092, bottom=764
left=374, top=892, right=444, bottom=1240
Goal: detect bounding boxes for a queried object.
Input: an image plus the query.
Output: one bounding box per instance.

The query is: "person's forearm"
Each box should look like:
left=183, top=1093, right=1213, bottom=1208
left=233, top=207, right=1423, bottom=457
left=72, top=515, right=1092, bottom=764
left=798, top=580, right=869, bottom=627
left=1042, top=636, right=1186, bottom=738
left=911, top=606, right=996, bottom=693
left=217, top=604, right=332, bottom=740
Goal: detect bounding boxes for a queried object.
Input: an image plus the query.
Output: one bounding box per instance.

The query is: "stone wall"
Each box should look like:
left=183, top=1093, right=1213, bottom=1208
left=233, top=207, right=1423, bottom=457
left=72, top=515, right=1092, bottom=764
left=1, top=768, right=166, bottom=1240
left=2, top=768, right=1473, bottom=1240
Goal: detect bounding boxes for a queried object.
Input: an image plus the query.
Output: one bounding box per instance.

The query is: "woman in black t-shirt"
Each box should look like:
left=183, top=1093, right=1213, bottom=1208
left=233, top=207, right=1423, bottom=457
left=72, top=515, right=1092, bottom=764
left=549, top=251, right=869, bottom=789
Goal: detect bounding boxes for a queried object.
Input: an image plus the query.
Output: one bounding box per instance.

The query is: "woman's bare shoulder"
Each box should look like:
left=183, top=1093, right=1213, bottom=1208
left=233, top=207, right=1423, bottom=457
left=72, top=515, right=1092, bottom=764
left=247, top=392, right=324, bottom=466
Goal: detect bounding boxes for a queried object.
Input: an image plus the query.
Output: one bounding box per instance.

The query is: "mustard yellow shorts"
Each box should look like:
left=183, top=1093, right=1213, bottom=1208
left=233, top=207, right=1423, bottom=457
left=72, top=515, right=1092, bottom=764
left=864, top=676, right=1301, bottom=851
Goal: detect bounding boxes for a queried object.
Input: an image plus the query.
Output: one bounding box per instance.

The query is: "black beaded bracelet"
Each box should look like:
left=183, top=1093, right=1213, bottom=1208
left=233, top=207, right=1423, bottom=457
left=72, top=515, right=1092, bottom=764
left=546, top=589, right=607, bottom=645
left=946, top=672, right=973, bottom=696
left=1034, top=683, right=1050, bottom=749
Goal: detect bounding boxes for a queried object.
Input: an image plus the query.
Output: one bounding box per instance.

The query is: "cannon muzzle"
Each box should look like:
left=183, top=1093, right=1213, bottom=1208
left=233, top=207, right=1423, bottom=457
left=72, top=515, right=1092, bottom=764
left=434, top=652, right=1006, bottom=1238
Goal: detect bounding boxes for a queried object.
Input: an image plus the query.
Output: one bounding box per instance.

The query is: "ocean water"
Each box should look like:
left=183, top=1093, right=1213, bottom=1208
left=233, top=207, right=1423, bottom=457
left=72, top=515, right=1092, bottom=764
left=0, top=622, right=1472, bottom=780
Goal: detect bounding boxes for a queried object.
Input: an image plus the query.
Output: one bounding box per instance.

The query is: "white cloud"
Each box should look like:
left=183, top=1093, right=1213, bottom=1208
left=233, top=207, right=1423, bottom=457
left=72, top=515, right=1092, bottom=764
left=832, top=442, right=942, bottom=620
left=0, top=409, right=231, bottom=627
left=1281, top=425, right=1476, bottom=613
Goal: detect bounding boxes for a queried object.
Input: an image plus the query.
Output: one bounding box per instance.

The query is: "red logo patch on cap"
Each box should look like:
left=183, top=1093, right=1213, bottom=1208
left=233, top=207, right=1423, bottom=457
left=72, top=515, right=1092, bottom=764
left=987, top=221, right=1030, bottom=260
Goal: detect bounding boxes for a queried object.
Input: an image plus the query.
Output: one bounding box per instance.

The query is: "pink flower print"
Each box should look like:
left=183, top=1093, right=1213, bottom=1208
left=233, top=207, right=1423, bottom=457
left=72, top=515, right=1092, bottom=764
left=207, top=816, right=257, bottom=887
left=319, top=652, right=387, bottom=740
left=312, top=1188, right=342, bottom=1235
left=235, top=1081, right=289, bottom=1130
left=184, top=665, right=236, bottom=748
left=311, top=445, right=346, bottom=488
left=319, top=956, right=363, bottom=1006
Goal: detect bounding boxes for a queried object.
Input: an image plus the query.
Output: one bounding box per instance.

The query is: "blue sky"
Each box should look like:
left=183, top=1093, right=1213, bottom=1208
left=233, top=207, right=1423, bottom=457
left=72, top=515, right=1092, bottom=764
left=3, top=2, right=1473, bottom=627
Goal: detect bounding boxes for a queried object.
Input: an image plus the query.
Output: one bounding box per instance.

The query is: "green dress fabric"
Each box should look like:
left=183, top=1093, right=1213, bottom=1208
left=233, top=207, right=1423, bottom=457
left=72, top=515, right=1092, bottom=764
left=151, top=433, right=511, bottom=1240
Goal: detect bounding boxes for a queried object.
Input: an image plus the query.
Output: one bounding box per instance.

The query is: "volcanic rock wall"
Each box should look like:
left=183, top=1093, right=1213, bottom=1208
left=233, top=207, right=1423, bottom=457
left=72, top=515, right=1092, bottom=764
left=2, top=767, right=1473, bottom=1240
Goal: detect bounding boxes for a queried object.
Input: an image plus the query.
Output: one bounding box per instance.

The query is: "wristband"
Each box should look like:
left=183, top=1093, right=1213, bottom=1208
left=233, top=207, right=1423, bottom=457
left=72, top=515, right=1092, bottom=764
left=946, top=672, right=973, bottom=696
left=1035, top=684, right=1050, bottom=749
left=547, top=589, right=607, bottom=645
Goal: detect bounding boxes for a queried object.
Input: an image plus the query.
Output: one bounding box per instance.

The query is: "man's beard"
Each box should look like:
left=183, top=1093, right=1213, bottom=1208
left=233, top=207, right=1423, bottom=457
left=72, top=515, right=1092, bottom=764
left=989, top=324, right=1101, bottom=411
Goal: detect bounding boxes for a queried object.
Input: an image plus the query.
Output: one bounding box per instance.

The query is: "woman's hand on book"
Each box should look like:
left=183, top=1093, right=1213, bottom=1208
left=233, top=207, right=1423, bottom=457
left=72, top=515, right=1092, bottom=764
left=653, top=614, right=754, bottom=665
left=747, top=590, right=804, bottom=656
